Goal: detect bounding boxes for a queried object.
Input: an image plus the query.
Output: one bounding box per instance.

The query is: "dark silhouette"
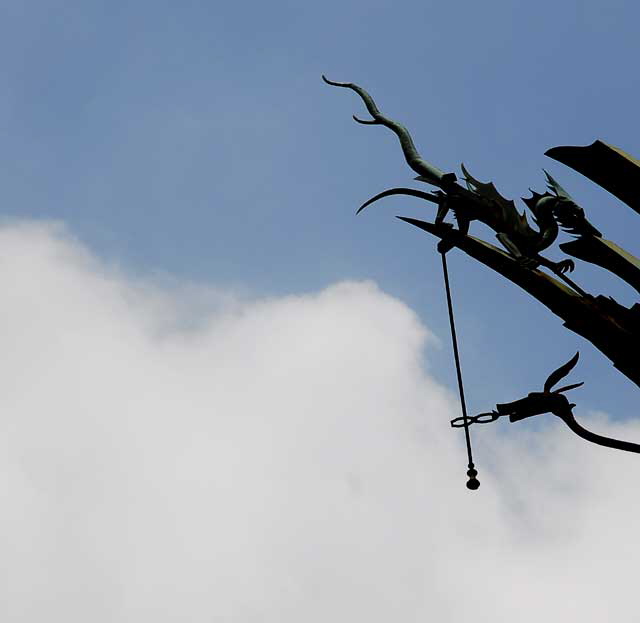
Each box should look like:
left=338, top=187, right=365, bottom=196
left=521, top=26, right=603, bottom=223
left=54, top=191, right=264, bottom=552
left=324, top=75, right=640, bottom=486
left=323, top=75, right=575, bottom=277
left=451, top=353, right=640, bottom=455
left=496, top=353, right=640, bottom=454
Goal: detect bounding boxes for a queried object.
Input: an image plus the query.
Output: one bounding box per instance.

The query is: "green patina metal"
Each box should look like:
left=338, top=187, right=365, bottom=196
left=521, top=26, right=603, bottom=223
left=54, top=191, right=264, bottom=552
left=324, top=75, right=640, bottom=486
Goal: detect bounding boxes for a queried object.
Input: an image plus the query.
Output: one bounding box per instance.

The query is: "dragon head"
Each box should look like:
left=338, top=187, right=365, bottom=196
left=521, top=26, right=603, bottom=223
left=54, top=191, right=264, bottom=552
left=552, top=198, right=603, bottom=238
left=496, top=352, right=583, bottom=423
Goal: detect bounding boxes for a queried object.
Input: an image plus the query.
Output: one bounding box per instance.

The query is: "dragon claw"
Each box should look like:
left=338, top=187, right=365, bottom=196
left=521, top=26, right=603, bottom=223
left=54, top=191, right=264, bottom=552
left=555, top=259, right=575, bottom=274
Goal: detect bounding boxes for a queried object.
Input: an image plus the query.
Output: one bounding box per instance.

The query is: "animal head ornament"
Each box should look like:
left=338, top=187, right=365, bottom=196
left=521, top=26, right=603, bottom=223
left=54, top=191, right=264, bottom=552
left=496, top=352, right=583, bottom=422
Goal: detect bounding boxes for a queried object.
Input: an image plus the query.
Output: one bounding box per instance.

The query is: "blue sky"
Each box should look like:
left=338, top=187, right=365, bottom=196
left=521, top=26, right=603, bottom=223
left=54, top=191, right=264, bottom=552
left=2, top=1, right=640, bottom=619
left=2, top=0, right=639, bottom=417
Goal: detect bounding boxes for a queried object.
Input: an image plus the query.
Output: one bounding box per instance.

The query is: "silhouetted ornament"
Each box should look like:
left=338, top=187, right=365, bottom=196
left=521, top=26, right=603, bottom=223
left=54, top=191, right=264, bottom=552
left=495, top=353, right=640, bottom=455
left=324, top=76, right=640, bottom=488
left=466, top=468, right=480, bottom=490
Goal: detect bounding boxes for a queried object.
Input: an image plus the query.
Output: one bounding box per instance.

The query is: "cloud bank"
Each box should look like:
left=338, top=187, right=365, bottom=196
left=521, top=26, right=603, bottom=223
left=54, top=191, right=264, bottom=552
left=1, top=222, right=639, bottom=622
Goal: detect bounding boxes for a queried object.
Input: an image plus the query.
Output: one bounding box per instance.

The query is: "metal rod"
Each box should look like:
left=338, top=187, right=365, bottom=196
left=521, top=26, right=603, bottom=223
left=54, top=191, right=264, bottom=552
left=440, top=250, right=480, bottom=490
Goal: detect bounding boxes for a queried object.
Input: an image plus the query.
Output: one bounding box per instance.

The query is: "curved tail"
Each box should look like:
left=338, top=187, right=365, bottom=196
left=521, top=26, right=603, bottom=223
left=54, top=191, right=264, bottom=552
left=323, top=75, right=455, bottom=188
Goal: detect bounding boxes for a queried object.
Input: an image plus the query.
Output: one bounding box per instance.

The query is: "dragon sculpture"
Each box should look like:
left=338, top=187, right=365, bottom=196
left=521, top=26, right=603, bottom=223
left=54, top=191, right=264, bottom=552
left=324, top=75, right=640, bottom=482
left=323, top=75, right=575, bottom=275
left=324, top=75, right=640, bottom=485
left=543, top=164, right=640, bottom=295
left=467, top=352, right=640, bottom=455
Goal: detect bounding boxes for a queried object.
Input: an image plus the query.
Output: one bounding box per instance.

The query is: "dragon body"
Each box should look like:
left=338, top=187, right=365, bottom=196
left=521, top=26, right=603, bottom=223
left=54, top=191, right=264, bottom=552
left=323, top=76, right=574, bottom=274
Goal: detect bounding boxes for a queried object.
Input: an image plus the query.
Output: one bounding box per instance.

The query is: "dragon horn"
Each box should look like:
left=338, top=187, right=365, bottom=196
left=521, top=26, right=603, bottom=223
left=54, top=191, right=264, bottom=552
left=554, top=382, right=585, bottom=394
left=543, top=169, right=575, bottom=202
left=357, top=187, right=441, bottom=214
left=322, top=75, right=453, bottom=188
left=543, top=352, right=580, bottom=393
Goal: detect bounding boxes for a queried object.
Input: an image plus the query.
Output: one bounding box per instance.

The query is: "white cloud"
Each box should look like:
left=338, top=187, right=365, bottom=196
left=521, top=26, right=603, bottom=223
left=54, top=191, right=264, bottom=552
left=0, top=221, right=639, bottom=622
